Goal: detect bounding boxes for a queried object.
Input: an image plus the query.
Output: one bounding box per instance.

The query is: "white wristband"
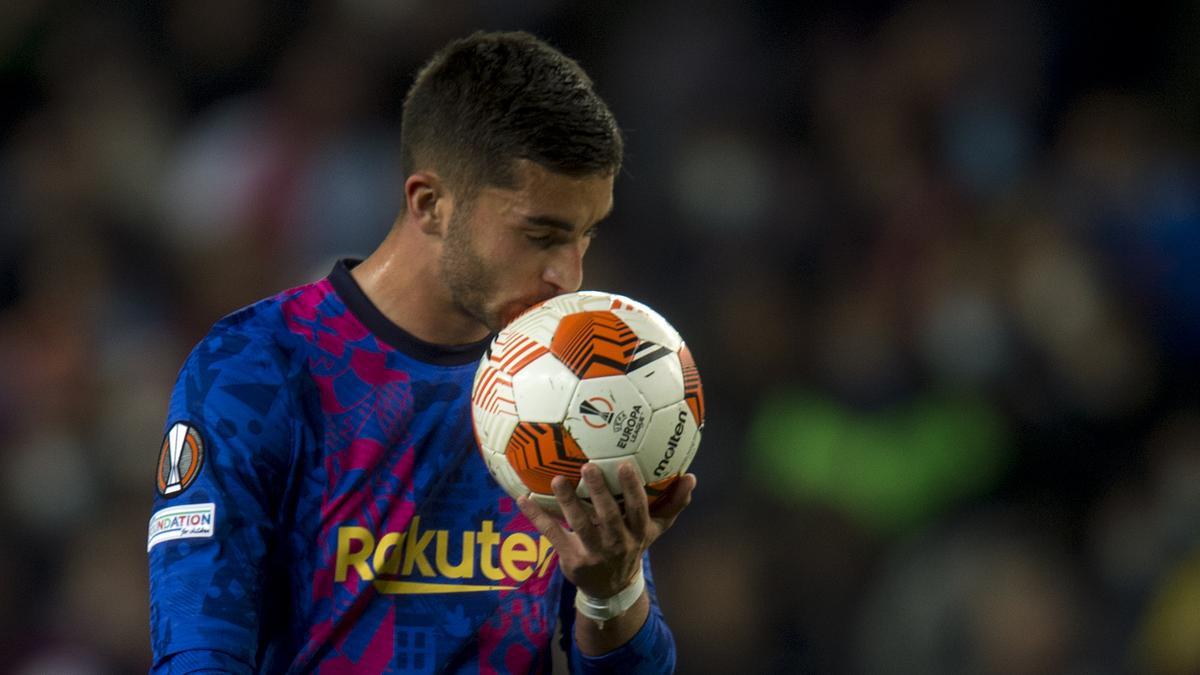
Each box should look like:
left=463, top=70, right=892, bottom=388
left=574, top=566, right=645, bottom=628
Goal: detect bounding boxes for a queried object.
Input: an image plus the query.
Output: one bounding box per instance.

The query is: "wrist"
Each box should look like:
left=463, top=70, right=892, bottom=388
left=574, top=567, right=645, bottom=629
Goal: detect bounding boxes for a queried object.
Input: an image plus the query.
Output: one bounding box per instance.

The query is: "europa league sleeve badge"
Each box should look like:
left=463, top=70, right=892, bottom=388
left=156, top=422, right=206, bottom=498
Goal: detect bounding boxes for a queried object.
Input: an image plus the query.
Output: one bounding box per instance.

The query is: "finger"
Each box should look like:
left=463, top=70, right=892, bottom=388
left=552, top=475, right=602, bottom=550
left=517, top=494, right=577, bottom=555
left=582, top=463, right=624, bottom=547
left=619, top=462, right=651, bottom=541
left=648, top=472, right=696, bottom=538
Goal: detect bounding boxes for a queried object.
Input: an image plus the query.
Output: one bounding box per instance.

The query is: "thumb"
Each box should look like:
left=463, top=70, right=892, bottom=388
left=650, top=473, right=696, bottom=532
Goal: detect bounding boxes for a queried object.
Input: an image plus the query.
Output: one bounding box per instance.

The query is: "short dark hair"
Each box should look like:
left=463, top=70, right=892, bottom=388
left=401, top=31, right=623, bottom=199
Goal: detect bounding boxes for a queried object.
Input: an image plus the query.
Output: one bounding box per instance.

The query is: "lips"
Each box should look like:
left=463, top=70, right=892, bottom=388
left=499, top=296, right=553, bottom=328
left=499, top=302, right=534, bottom=328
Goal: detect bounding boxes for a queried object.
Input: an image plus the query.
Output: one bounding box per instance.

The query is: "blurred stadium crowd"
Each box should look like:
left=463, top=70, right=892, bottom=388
left=1, top=1, right=1198, bottom=673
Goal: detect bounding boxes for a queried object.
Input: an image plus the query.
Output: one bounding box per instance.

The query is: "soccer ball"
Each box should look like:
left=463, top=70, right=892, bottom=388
left=471, top=291, right=704, bottom=515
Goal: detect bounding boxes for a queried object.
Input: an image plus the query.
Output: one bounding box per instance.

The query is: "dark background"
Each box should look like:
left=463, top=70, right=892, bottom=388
left=1, top=1, right=1198, bottom=673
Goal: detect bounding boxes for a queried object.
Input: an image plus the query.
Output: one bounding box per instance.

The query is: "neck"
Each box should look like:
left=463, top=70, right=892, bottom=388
left=351, top=224, right=490, bottom=346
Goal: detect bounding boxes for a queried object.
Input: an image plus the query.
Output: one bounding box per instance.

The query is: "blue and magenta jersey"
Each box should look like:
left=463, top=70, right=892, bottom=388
left=147, top=260, right=676, bottom=673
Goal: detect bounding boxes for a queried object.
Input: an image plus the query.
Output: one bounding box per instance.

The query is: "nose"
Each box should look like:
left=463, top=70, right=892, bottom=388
left=542, top=239, right=587, bottom=293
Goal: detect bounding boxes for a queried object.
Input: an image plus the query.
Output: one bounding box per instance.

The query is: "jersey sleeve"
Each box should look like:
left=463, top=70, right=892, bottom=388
left=148, top=322, right=295, bottom=672
left=561, top=553, right=678, bottom=674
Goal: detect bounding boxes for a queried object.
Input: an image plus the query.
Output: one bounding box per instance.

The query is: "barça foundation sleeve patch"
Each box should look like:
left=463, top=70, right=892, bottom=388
left=147, top=503, right=216, bottom=552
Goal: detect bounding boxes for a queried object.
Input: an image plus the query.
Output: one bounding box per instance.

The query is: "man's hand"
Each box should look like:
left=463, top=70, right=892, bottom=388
left=517, top=461, right=695, bottom=655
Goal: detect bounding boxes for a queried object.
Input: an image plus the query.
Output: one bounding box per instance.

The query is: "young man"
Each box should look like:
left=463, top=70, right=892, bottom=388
left=147, top=31, right=695, bottom=673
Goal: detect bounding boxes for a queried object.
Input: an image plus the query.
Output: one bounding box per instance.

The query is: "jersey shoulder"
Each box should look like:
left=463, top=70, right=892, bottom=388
left=167, top=280, right=330, bottom=438
left=180, top=279, right=327, bottom=386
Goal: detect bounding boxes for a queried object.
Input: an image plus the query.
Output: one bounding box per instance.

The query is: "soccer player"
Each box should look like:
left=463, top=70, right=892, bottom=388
left=147, top=31, right=696, bottom=673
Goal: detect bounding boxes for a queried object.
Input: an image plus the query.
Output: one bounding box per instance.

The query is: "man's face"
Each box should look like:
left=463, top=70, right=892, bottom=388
left=439, top=160, right=614, bottom=332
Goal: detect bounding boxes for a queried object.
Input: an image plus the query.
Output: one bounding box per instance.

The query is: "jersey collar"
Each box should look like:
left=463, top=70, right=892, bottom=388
left=328, top=259, right=491, bottom=366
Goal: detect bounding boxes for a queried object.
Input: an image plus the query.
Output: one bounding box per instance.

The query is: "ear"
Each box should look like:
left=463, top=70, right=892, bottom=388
left=404, top=171, right=448, bottom=237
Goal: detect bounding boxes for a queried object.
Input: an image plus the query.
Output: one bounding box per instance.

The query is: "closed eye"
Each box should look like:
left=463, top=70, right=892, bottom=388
left=522, top=216, right=602, bottom=249
left=526, top=232, right=557, bottom=248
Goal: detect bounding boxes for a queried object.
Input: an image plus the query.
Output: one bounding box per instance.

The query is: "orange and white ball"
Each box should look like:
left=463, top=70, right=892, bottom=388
left=471, top=291, right=704, bottom=514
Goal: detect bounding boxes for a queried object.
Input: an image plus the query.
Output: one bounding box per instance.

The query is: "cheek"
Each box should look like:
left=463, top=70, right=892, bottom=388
left=491, top=240, right=541, bottom=277
left=492, top=257, right=539, bottom=294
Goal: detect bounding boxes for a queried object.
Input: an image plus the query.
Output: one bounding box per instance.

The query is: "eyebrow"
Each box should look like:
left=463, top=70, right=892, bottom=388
left=524, top=215, right=576, bottom=232
left=524, top=204, right=614, bottom=232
